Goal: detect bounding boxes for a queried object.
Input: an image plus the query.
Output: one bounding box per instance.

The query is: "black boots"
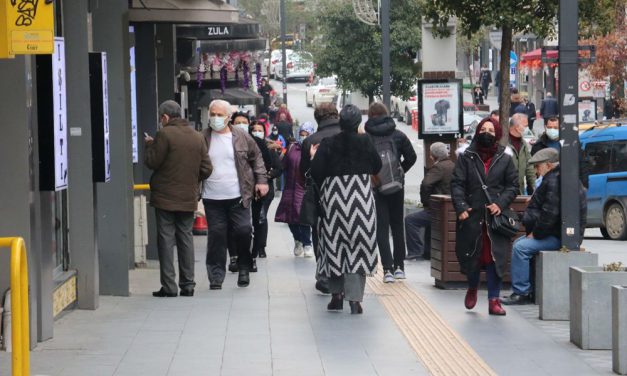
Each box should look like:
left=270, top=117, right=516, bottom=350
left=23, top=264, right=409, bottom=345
left=327, top=293, right=344, bottom=311
left=237, top=268, right=250, bottom=287
left=349, top=301, right=363, bottom=314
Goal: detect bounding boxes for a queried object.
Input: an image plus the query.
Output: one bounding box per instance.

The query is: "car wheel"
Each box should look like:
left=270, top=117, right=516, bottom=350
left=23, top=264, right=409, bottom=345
left=604, top=202, right=627, bottom=240
left=600, top=226, right=611, bottom=239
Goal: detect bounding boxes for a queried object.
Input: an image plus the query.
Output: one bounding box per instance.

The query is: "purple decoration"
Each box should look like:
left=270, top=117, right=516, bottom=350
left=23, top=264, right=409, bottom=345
left=196, top=69, right=203, bottom=88
left=256, top=63, right=262, bottom=88
left=220, top=66, right=227, bottom=94
left=243, top=62, right=250, bottom=89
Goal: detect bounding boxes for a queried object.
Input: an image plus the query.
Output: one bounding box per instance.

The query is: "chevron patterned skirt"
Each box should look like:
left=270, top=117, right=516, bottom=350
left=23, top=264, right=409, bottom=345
left=316, top=174, right=378, bottom=278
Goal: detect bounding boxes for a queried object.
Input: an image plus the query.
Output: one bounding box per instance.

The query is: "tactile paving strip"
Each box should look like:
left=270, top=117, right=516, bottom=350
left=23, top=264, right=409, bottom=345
left=367, top=274, right=497, bottom=376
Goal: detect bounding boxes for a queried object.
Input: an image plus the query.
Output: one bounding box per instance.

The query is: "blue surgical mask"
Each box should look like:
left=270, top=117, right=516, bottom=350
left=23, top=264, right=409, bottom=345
left=210, top=116, right=226, bottom=131
left=252, top=131, right=264, bottom=139
left=546, top=128, right=559, bottom=141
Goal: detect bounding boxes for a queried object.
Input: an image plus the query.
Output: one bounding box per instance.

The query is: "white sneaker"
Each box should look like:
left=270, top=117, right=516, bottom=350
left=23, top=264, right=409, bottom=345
left=293, top=241, right=304, bottom=256
left=303, top=245, right=314, bottom=258
left=383, top=271, right=395, bottom=283
left=394, top=267, right=406, bottom=279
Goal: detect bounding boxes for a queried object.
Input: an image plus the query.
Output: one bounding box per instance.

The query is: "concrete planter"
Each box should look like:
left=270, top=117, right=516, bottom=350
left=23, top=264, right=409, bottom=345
left=536, top=251, right=598, bottom=320
left=613, top=285, right=627, bottom=375
left=570, top=266, right=627, bottom=350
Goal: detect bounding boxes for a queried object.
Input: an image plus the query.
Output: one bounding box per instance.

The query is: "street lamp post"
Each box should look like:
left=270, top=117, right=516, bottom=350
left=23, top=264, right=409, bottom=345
left=380, top=0, right=391, bottom=109
left=280, top=0, right=288, bottom=105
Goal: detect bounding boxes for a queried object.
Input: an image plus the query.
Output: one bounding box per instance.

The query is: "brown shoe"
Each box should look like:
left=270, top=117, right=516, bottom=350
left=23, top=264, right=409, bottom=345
left=464, top=288, right=478, bottom=310
left=489, top=298, right=506, bottom=316
left=327, top=293, right=344, bottom=311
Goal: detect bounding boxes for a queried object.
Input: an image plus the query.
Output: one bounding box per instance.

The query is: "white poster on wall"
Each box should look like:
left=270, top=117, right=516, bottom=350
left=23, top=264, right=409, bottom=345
left=419, top=81, right=461, bottom=135
left=53, top=37, right=68, bottom=191
left=578, top=100, right=597, bottom=122
left=102, top=52, right=111, bottom=182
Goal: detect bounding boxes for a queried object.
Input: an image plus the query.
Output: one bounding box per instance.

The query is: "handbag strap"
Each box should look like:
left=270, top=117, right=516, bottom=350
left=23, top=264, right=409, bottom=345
left=470, top=160, right=494, bottom=204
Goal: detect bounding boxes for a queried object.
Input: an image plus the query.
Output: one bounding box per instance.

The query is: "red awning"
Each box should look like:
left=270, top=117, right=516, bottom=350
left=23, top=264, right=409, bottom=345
left=520, top=48, right=558, bottom=62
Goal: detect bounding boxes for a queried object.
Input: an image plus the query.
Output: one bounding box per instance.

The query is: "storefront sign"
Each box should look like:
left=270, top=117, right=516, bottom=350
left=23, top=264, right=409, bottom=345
left=52, top=37, right=68, bottom=190
left=0, top=0, right=54, bottom=58
left=176, top=24, right=259, bottom=40
left=418, top=79, right=463, bottom=138
left=510, top=50, right=517, bottom=86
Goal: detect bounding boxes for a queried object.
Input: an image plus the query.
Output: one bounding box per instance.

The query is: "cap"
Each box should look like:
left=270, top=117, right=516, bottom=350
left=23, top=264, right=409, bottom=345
left=529, top=147, right=559, bottom=164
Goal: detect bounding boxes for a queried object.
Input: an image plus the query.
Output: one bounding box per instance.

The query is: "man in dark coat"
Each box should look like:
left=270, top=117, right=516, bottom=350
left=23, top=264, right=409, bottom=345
left=258, top=78, right=273, bottom=114
left=479, top=65, right=492, bottom=100
left=540, top=92, right=559, bottom=125
left=299, top=102, right=342, bottom=294
left=145, top=100, right=213, bottom=297
left=524, top=96, right=537, bottom=131
left=405, top=142, right=454, bottom=260
left=531, top=117, right=561, bottom=156
left=502, top=148, right=587, bottom=305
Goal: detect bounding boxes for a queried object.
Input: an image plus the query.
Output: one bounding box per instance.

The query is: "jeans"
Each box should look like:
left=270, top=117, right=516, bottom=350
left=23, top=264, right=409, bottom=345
left=405, top=209, right=431, bottom=258
left=511, top=235, right=561, bottom=295
left=467, top=263, right=501, bottom=299
left=288, top=224, right=312, bottom=246
left=251, top=185, right=275, bottom=258
left=155, top=208, right=196, bottom=294
left=203, top=198, right=252, bottom=285
left=374, top=189, right=406, bottom=271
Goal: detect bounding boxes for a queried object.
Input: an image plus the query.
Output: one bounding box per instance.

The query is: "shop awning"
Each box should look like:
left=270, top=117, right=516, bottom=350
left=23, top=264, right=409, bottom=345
left=521, top=48, right=558, bottom=62
left=198, top=88, right=263, bottom=106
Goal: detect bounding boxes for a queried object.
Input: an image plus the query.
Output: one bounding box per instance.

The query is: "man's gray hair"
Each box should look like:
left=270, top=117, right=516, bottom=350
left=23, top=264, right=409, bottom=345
left=510, top=112, right=528, bottom=126
left=158, top=100, right=182, bottom=118
left=430, top=142, right=449, bottom=161
left=209, top=99, right=233, bottom=117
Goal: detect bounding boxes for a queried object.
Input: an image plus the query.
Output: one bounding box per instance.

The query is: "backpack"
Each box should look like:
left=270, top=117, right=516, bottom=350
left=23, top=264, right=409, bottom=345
left=372, top=134, right=404, bottom=195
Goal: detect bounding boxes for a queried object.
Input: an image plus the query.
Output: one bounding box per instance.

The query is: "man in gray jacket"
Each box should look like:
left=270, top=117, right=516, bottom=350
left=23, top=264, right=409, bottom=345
left=145, top=100, right=212, bottom=297
left=202, top=99, right=268, bottom=289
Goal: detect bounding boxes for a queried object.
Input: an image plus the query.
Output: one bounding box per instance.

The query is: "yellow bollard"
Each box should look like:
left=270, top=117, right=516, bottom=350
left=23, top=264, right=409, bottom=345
left=0, top=237, right=30, bottom=376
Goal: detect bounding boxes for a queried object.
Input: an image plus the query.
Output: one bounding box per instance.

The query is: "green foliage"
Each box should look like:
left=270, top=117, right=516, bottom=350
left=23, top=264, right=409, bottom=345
left=312, top=0, right=422, bottom=101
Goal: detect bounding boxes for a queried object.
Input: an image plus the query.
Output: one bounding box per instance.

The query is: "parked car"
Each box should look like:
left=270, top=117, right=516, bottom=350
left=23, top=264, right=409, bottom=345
left=305, top=76, right=337, bottom=108
left=390, top=85, right=417, bottom=123
left=580, top=125, right=627, bottom=240
left=269, top=49, right=293, bottom=79
left=275, top=51, right=314, bottom=82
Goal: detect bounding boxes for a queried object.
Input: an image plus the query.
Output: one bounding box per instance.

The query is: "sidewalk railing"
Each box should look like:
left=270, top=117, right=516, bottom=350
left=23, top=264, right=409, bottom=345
left=0, top=237, right=30, bottom=376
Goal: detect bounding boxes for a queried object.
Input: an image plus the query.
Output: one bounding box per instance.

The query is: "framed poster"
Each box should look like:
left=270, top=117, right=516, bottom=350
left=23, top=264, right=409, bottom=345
left=578, top=100, right=596, bottom=122
left=418, top=79, right=463, bottom=138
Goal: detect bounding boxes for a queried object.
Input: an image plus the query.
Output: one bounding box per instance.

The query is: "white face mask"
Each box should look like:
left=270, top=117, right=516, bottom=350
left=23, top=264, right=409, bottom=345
left=252, top=131, right=265, bottom=139
left=234, top=123, right=249, bottom=132
left=546, top=128, right=559, bottom=140
left=210, top=116, right=227, bottom=131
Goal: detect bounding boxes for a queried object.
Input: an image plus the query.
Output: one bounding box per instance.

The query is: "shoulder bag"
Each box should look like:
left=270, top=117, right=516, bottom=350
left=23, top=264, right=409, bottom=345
left=299, top=169, right=321, bottom=226
left=470, top=161, right=521, bottom=238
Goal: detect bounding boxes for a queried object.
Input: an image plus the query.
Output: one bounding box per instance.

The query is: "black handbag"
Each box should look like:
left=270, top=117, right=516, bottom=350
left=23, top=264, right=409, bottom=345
left=299, top=169, right=321, bottom=226
left=471, top=162, right=521, bottom=238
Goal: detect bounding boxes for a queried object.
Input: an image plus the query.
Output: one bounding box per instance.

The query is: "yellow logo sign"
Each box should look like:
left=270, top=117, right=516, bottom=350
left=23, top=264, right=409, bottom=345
left=1, top=0, right=55, bottom=58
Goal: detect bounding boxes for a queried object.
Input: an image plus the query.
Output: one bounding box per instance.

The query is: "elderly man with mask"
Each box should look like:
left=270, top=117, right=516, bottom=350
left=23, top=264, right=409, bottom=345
left=405, top=142, right=455, bottom=260
left=201, top=100, right=269, bottom=289
left=502, top=148, right=587, bottom=305
left=508, top=113, right=536, bottom=195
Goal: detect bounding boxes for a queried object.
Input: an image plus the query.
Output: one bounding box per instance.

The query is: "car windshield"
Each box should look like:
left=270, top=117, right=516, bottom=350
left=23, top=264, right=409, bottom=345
left=320, top=77, right=336, bottom=86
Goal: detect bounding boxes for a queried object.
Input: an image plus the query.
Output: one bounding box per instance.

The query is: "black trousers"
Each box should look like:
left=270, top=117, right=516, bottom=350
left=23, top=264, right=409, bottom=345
left=251, top=185, right=275, bottom=258
left=405, top=209, right=431, bottom=259
left=203, top=198, right=252, bottom=285
left=374, top=189, right=406, bottom=271
left=155, top=208, right=195, bottom=294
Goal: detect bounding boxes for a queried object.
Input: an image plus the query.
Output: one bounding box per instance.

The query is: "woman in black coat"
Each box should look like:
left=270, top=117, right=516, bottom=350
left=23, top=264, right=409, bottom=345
left=451, top=117, right=519, bottom=316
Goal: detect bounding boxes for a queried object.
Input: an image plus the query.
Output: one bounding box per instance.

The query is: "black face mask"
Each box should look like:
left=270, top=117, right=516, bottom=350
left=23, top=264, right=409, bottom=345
left=476, top=132, right=496, bottom=147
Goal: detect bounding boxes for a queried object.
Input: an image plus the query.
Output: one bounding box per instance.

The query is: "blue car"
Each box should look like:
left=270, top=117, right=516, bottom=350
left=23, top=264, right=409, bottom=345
left=580, top=125, right=627, bottom=240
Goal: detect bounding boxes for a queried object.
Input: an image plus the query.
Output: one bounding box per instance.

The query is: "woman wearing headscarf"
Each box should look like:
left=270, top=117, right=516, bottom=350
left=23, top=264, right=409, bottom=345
left=275, top=122, right=315, bottom=258
left=309, top=105, right=382, bottom=314
left=451, top=117, right=519, bottom=316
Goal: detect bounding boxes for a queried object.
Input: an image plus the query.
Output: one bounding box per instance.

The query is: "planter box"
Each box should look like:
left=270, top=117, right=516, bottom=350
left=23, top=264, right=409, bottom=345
left=613, top=285, right=627, bottom=375
left=429, top=195, right=529, bottom=289
left=537, top=251, right=598, bottom=321
left=570, top=266, right=627, bottom=350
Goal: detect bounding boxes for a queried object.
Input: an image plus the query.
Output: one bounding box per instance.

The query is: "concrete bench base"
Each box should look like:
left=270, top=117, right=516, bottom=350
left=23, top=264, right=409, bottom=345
left=613, top=285, right=627, bottom=375
left=536, top=251, right=597, bottom=321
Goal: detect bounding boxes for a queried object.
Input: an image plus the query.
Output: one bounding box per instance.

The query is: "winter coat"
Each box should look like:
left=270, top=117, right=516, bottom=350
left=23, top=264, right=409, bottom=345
left=507, top=142, right=536, bottom=195
left=364, top=116, right=417, bottom=175
left=276, top=121, right=293, bottom=142
left=480, top=69, right=492, bottom=86
left=300, top=118, right=342, bottom=176
left=311, top=132, right=382, bottom=277
left=420, top=158, right=455, bottom=209
left=145, top=118, right=212, bottom=212
left=523, top=166, right=587, bottom=239
left=530, top=134, right=561, bottom=156
left=526, top=102, right=537, bottom=123
left=510, top=94, right=524, bottom=117
left=451, top=143, right=519, bottom=277
left=252, top=136, right=282, bottom=181
left=201, top=126, right=267, bottom=208
left=540, top=97, right=559, bottom=118
left=275, top=143, right=306, bottom=224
